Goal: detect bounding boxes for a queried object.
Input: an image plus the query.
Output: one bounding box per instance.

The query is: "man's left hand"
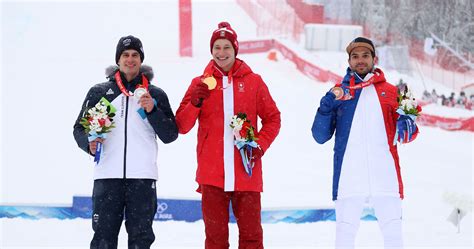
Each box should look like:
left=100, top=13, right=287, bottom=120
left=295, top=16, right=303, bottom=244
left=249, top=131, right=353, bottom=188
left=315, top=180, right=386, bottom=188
left=397, top=115, right=418, bottom=143
left=139, top=93, right=155, bottom=113
left=251, top=147, right=264, bottom=161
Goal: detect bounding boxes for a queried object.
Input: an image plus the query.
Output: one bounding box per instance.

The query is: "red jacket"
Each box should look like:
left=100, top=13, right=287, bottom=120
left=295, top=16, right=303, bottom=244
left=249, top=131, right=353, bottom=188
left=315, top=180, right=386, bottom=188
left=176, top=59, right=281, bottom=192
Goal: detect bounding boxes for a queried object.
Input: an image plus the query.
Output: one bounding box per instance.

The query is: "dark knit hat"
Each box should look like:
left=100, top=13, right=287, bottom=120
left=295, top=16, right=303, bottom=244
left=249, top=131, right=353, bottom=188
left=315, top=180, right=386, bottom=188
left=115, top=35, right=144, bottom=64
left=346, top=37, right=375, bottom=57
left=210, top=22, right=239, bottom=55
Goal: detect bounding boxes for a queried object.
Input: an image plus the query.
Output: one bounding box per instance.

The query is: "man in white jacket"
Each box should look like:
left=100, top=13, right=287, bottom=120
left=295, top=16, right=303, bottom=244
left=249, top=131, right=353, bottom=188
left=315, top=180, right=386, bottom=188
left=73, top=35, right=178, bottom=249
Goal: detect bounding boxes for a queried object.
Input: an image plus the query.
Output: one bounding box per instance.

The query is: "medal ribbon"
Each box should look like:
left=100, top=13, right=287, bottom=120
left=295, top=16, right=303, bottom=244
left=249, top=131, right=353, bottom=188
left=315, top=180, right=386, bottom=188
left=336, top=71, right=380, bottom=99
left=114, top=71, right=149, bottom=96
left=208, top=61, right=234, bottom=90
left=234, top=140, right=258, bottom=177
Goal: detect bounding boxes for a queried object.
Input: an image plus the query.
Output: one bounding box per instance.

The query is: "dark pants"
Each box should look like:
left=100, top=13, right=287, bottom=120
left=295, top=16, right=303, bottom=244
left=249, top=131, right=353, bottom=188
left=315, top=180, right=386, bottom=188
left=90, top=179, right=157, bottom=249
left=201, top=184, right=263, bottom=249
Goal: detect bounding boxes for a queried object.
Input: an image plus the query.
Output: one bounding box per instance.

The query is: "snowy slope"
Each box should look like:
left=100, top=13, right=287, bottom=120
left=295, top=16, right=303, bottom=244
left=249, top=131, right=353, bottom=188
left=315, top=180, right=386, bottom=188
left=1, top=1, right=472, bottom=248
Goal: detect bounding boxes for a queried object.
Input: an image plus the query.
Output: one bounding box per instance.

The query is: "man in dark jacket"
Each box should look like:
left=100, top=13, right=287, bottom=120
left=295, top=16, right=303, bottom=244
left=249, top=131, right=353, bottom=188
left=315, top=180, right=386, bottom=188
left=73, top=35, right=178, bottom=249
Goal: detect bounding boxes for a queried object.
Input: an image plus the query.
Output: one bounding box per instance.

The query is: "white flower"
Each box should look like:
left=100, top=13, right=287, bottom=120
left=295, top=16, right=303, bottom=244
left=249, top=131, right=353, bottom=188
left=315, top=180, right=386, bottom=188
left=230, top=116, right=244, bottom=129
left=236, top=119, right=244, bottom=129
left=230, top=114, right=253, bottom=142
left=95, top=102, right=107, bottom=112
left=87, top=102, right=109, bottom=121
left=88, top=108, right=98, bottom=116
left=89, top=119, right=102, bottom=133
left=401, top=99, right=413, bottom=110
left=405, top=90, right=412, bottom=99
left=82, top=98, right=116, bottom=135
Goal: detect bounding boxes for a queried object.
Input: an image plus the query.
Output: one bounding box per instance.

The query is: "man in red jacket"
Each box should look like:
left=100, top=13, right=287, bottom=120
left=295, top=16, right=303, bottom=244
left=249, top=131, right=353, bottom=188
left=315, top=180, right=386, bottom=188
left=176, top=22, right=281, bottom=248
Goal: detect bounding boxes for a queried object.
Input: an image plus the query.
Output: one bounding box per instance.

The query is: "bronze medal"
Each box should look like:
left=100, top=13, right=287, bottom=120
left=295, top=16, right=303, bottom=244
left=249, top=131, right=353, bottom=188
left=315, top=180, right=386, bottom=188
left=331, top=87, right=344, bottom=100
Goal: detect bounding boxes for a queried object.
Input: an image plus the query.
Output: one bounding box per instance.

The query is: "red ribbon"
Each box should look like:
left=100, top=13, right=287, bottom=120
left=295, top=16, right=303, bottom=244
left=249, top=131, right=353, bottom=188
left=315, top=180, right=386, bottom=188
left=114, top=71, right=149, bottom=97
left=336, top=69, right=381, bottom=99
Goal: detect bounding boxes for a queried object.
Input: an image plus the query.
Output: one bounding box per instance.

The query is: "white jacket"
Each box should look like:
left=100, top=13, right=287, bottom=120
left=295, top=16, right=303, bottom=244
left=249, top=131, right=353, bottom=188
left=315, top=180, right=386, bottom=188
left=73, top=66, right=178, bottom=180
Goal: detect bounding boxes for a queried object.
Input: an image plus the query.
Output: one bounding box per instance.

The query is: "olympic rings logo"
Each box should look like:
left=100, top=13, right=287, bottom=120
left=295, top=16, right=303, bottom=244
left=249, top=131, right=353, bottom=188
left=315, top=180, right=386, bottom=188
left=156, top=202, right=168, bottom=214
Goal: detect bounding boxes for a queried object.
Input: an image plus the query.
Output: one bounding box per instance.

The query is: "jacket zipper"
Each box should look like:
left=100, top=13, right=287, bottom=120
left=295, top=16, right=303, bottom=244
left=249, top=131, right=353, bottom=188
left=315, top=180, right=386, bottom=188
left=123, top=96, right=129, bottom=179
left=363, top=88, right=372, bottom=196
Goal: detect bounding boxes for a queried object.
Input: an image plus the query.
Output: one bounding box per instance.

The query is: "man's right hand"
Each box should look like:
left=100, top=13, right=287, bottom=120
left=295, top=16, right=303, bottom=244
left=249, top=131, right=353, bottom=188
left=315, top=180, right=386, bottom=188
left=191, top=82, right=211, bottom=107
left=89, top=138, right=104, bottom=155
left=319, top=91, right=336, bottom=114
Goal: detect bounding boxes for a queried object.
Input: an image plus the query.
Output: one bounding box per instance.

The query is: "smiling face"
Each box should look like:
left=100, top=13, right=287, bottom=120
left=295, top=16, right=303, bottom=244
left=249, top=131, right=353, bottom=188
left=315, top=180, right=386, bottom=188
left=118, top=49, right=142, bottom=81
left=348, top=47, right=378, bottom=76
left=212, top=39, right=235, bottom=72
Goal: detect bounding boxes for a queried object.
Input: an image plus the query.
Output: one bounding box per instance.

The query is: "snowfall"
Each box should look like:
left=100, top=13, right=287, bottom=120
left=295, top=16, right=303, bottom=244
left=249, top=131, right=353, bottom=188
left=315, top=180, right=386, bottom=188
left=0, top=1, right=472, bottom=249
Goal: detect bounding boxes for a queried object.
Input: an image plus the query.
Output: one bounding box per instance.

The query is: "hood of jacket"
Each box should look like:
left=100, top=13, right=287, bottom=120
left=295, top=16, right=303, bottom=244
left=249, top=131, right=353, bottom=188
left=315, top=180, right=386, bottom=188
left=105, top=64, right=154, bottom=82
left=341, top=67, right=386, bottom=86
left=202, top=58, right=253, bottom=79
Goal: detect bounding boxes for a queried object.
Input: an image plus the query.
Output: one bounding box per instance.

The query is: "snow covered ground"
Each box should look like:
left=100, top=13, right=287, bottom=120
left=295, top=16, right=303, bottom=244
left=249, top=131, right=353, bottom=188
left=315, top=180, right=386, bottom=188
left=1, top=1, right=472, bottom=248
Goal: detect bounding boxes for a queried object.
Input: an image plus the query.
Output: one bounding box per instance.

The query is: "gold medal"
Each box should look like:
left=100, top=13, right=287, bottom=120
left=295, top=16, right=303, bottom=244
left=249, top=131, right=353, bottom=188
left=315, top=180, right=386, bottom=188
left=134, top=87, right=147, bottom=99
left=331, top=87, right=344, bottom=100
left=203, top=76, right=217, bottom=90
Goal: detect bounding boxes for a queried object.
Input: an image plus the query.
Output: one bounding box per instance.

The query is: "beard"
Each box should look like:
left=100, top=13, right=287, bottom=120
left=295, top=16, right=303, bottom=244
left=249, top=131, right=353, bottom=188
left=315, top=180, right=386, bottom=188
left=352, top=63, right=374, bottom=76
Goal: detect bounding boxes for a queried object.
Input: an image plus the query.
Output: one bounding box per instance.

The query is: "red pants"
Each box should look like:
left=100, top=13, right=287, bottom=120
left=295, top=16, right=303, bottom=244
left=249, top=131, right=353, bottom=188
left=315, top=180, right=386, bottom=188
left=201, top=184, right=263, bottom=249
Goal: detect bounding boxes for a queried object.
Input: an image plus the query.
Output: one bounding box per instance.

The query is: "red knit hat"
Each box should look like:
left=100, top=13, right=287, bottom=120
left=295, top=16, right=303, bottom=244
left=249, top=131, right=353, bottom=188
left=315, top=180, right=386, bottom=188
left=210, top=22, right=239, bottom=55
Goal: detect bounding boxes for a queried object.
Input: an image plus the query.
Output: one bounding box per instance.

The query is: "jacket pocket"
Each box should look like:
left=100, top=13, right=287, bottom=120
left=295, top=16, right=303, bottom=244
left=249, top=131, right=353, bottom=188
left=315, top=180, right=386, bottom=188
left=197, top=128, right=209, bottom=156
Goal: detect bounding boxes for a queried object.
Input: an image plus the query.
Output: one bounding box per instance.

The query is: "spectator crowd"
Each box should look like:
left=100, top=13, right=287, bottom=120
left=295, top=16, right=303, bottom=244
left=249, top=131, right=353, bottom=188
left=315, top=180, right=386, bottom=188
left=396, top=79, right=473, bottom=110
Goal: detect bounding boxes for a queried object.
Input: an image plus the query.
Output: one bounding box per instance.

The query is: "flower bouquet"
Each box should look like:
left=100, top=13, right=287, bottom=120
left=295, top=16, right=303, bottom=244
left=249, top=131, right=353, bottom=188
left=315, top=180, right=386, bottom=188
left=230, top=112, right=259, bottom=176
left=79, top=97, right=116, bottom=163
left=394, top=86, right=421, bottom=144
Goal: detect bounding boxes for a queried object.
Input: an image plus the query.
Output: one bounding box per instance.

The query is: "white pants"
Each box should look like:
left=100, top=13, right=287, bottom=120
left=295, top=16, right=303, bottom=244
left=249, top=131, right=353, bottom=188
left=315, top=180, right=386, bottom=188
left=335, top=196, right=403, bottom=249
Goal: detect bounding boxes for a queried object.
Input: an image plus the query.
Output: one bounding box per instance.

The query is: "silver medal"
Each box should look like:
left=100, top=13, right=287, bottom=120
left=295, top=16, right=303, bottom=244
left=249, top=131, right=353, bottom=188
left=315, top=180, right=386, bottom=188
left=134, top=87, right=147, bottom=99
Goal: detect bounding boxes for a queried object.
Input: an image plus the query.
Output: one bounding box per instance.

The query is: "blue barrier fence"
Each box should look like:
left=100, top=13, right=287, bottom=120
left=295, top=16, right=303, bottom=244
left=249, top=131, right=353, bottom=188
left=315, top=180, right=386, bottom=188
left=0, top=196, right=376, bottom=223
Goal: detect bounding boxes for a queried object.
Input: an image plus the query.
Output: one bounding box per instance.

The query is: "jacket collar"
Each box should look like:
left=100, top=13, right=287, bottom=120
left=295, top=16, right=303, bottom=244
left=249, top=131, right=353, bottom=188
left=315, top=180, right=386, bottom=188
left=202, top=58, right=252, bottom=78
left=342, top=67, right=386, bottom=86
left=105, top=65, right=154, bottom=82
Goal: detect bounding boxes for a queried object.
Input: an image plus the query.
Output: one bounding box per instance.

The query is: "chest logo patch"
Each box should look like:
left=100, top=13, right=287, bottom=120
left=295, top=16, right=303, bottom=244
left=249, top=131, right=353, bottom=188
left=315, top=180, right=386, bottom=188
left=238, top=82, right=245, bottom=92
left=106, top=88, right=114, bottom=95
